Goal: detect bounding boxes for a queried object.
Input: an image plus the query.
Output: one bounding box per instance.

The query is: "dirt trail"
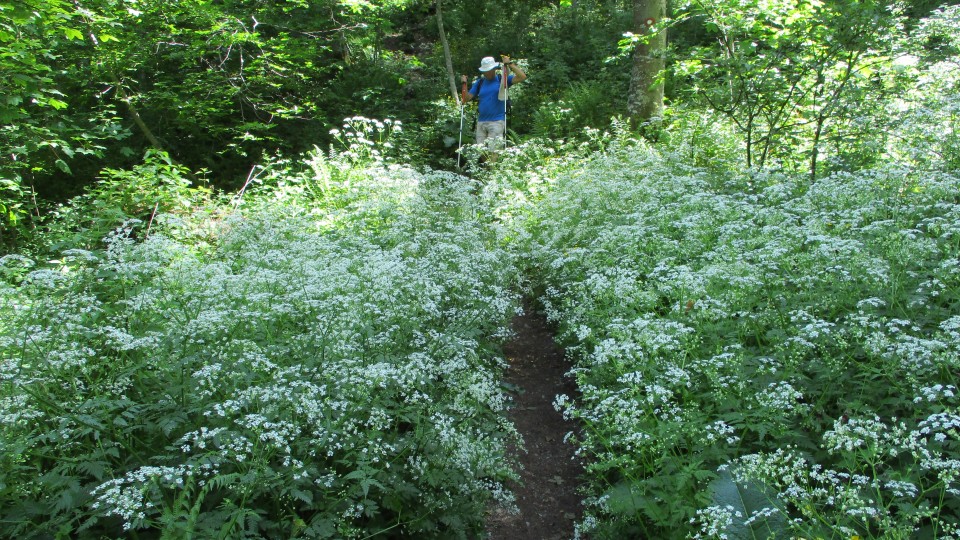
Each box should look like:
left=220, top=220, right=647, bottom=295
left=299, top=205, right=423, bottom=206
left=486, top=304, right=584, bottom=540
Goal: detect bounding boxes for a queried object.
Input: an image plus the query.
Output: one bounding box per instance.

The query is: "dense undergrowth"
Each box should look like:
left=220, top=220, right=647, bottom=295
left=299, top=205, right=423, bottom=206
left=0, top=145, right=524, bottom=537
left=529, top=142, right=960, bottom=538
left=3, top=113, right=960, bottom=539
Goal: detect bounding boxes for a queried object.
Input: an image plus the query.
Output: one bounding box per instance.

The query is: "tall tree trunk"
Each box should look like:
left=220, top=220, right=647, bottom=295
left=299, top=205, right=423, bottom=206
left=627, top=0, right=666, bottom=127
left=112, top=85, right=164, bottom=152
left=436, top=0, right=459, bottom=104
left=808, top=52, right=859, bottom=183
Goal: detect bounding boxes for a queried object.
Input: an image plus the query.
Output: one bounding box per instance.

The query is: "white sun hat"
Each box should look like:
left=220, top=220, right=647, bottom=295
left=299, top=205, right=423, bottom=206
left=478, top=56, right=500, bottom=72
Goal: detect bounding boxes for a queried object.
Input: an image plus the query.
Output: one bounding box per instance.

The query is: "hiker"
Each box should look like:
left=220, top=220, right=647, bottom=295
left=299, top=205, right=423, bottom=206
left=461, top=55, right=526, bottom=161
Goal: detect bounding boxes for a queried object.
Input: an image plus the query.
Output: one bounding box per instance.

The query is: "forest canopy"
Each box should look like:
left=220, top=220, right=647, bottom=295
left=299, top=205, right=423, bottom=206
left=2, top=0, right=956, bottom=217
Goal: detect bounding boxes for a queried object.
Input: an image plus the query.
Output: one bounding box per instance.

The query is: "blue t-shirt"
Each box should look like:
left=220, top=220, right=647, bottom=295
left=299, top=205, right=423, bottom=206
left=470, top=74, right=514, bottom=122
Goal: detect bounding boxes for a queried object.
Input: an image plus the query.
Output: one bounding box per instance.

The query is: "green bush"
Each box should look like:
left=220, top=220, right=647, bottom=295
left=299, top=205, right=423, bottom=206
left=531, top=80, right=625, bottom=141
left=38, top=150, right=211, bottom=254
left=0, top=161, right=522, bottom=538
left=526, top=141, right=960, bottom=538
left=0, top=174, right=31, bottom=249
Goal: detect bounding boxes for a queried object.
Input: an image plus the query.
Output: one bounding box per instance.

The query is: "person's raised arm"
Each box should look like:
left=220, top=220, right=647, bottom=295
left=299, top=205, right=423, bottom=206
left=501, top=56, right=526, bottom=84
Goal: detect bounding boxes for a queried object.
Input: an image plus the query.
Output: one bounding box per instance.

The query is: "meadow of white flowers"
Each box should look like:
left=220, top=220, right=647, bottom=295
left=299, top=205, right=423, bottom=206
left=528, top=140, right=960, bottom=538
left=3, top=110, right=960, bottom=539
left=0, top=153, right=523, bottom=537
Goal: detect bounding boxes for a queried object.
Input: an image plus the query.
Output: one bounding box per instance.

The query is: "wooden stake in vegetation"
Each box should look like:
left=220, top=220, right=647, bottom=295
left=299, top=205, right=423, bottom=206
left=627, top=0, right=666, bottom=126
left=436, top=0, right=460, bottom=105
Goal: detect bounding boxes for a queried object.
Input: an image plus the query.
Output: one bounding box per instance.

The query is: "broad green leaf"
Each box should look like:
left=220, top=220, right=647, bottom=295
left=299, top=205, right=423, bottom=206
left=63, top=27, right=83, bottom=40
left=606, top=481, right=645, bottom=514
left=708, top=468, right=788, bottom=539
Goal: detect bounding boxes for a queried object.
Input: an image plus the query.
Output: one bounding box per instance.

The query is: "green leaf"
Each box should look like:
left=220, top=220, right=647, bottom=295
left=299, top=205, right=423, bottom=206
left=361, top=477, right=384, bottom=497
left=308, top=518, right=336, bottom=537
left=708, top=468, right=788, bottom=539
left=54, top=159, right=71, bottom=174
left=290, top=488, right=313, bottom=505
left=77, top=459, right=107, bottom=480
left=63, top=28, right=84, bottom=40
left=606, top=481, right=645, bottom=514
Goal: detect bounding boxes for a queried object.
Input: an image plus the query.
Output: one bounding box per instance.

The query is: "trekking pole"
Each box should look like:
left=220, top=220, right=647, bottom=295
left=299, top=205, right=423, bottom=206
left=457, top=75, right=467, bottom=169
left=499, top=57, right=509, bottom=152
left=503, top=80, right=508, bottom=152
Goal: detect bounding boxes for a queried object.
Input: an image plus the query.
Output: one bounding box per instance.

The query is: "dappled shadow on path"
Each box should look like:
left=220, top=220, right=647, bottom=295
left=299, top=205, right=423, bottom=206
left=486, top=303, right=584, bottom=540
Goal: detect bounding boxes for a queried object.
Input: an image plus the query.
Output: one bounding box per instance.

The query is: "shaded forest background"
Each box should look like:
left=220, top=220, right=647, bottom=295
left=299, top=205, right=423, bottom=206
left=2, top=0, right=959, bottom=248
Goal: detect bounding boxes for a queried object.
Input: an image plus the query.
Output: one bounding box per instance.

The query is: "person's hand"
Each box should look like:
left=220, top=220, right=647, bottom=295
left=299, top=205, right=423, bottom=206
left=461, top=74, right=467, bottom=83
left=501, top=55, right=511, bottom=65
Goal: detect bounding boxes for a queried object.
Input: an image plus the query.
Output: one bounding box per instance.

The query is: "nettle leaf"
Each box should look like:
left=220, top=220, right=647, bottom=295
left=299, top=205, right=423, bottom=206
left=606, top=481, right=645, bottom=513
left=290, top=488, right=313, bottom=505
left=307, top=518, right=337, bottom=537
left=708, top=468, right=788, bottom=539
left=52, top=478, right=84, bottom=513
left=605, top=481, right=670, bottom=522
left=361, top=477, right=385, bottom=497
left=76, top=459, right=107, bottom=481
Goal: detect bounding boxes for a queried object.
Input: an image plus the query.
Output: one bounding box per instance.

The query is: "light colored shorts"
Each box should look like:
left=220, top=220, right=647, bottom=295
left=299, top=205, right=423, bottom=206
left=476, top=120, right=506, bottom=150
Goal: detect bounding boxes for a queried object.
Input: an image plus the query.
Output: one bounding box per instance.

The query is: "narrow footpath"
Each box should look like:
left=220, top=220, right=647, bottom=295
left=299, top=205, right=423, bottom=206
left=486, top=304, right=585, bottom=540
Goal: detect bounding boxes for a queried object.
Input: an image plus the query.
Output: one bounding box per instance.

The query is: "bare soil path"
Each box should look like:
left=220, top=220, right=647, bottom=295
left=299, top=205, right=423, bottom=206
left=485, top=304, right=585, bottom=540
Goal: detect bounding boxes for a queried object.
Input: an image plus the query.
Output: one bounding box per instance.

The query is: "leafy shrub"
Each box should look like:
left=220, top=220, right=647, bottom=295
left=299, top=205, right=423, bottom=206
left=658, top=106, right=742, bottom=175
left=526, top=141, right=960, bottom=538
left=39, top=150, right=211, bottom=253
left=0, top=163, right=522, bottom=538
left=531, top=81, right=625, bottom=141
left=405, top=99, right=466, bottom=171
left=886, top=5, right=960, bottom=173
left=0, top=174, right=32, bottom=248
